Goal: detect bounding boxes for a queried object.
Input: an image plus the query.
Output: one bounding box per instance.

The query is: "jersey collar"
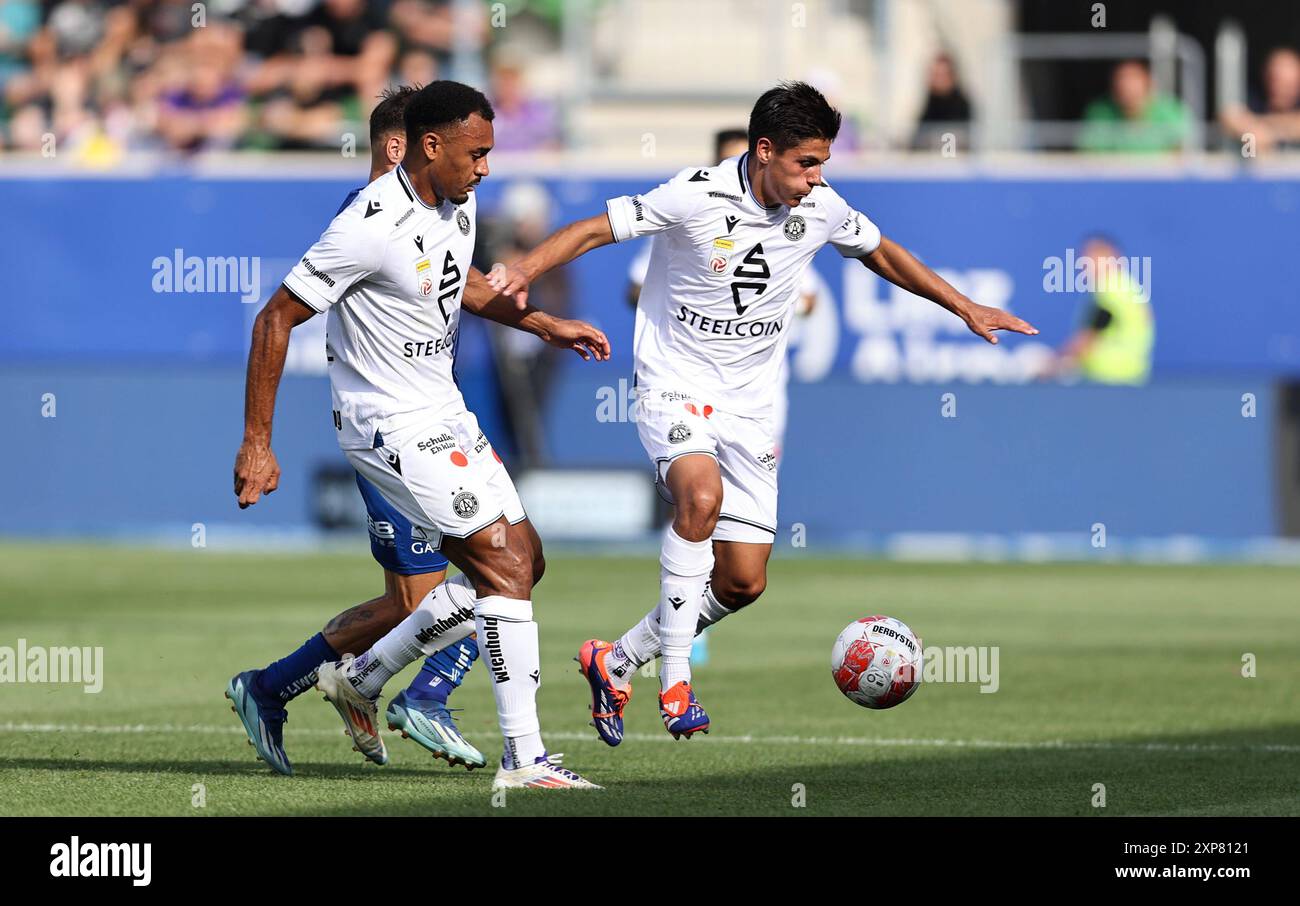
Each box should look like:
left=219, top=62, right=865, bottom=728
left=396, top=164, right=443, bottom=211
left=736, top=152, right=783, bottom=213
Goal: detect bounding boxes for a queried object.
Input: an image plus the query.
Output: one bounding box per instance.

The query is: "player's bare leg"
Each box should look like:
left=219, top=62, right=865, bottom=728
left=440, top=517, right=598, bottom=788
left=707, top=539, right=771, bottom=613
left=312, top=569, right=449, bottom=765
left=323, top=569, right=445, bottom=655
left=226, top=568, right=446, bottom=775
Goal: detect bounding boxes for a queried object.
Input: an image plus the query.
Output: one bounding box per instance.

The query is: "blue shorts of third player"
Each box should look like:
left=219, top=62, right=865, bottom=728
left=355, top=471, right=449, bottom=575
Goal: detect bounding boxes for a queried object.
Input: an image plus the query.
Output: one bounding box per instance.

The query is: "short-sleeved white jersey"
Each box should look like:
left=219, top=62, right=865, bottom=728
left=282, top=165, right=477, bottom=450
left=606, top=152, right=881, bottom=417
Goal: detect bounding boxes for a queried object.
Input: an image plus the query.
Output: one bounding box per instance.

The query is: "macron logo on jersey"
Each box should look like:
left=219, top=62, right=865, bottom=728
left=365, top=200, right=383, bottom=218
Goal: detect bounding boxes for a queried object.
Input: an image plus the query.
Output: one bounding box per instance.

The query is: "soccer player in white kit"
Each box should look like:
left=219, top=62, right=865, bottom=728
left=233, top=82, right=609, bottom=789
left=488, top=82, right=1038, bottom=744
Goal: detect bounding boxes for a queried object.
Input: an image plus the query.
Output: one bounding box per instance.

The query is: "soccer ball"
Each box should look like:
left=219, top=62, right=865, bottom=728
left=831, top=615, right=922, bottom=709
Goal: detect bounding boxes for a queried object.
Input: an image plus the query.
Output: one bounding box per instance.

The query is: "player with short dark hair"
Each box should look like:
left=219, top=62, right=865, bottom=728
left=225, top=84, right=492, bottom=777
left=231, top=81, right=609, bottom=789
left=488, top=80, right=1037, bottom=744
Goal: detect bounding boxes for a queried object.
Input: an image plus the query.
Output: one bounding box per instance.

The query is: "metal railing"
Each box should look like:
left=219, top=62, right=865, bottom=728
left=978, top=17, right=1206, bottom=154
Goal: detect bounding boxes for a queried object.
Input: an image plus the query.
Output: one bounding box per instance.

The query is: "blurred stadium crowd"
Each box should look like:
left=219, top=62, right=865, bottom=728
left=3, top=0, right=1299, bottom=161
left=0, top=0, right=560, bottom=159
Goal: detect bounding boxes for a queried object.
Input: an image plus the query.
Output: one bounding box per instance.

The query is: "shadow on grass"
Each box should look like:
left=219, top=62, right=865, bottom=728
left=0, top=756, right=480, bottom=783
left=6, top=724, right=1296, bottom=816
left=286, top=724, right=1300, bottom=817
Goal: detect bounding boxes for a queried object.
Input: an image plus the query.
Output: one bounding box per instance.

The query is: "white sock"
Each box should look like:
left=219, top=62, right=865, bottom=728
left=475, top=595, right=545, bottom=769
left=656, top=526, right=713, bottom=690
left=609, top=612, right=659, bottom=681
left=347, top=574, right=477, bottom=699
left=610, top=582, right=735, bottom=677
left=696, top=583, right=736, bottom=632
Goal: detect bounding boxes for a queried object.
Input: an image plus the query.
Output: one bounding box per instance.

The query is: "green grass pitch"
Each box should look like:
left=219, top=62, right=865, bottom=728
left=0, top=543, right=1296, bottom=816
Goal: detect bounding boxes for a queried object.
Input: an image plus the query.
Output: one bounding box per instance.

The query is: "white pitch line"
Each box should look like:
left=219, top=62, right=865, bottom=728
left=0, top=721, right=1297, bottom=754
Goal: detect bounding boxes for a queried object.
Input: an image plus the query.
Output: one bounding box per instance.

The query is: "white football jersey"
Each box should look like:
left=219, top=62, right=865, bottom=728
left=282, top=165, right=477, bottom=450
left=607, top=153, right=881, bottom=417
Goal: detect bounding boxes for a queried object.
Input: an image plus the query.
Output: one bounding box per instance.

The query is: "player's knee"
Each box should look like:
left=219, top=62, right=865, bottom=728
left=531, top=549, right=546, bottom=586
left=676, top=487, right=722, bottom=538
left=480, top=546, right=534, bottom=600
left=715, top=572, right=766, bottom=608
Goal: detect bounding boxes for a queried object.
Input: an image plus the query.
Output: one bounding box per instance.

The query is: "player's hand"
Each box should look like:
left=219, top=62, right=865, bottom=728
left=544, top=317, right=611, bottom=362
left=486, top=262, right=530, bottom=310
left=234, top=440, right=281, bottom=509
left=959, top=300, right=1039, bottom=345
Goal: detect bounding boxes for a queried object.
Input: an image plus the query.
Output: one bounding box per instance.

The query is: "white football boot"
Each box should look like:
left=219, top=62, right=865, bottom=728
left=491, top=752, right=602, bottom=790
left=316, top=655, right=388, bottom=765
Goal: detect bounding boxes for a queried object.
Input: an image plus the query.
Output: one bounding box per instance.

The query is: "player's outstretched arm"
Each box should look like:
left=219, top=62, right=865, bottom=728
left=485, top=213, right=616, bottom=308
left=463, top=267, right=611, bottom=361
left=862, top=236, right=1039, bottom=344
left=235, top=287, right=315, bottom=509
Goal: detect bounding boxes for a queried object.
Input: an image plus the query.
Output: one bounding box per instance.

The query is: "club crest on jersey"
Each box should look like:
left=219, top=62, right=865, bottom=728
left=709, top=237, right=734, bottom=273
left=452, top=491, right=480, bottom=519
left=456, top=209, right=471, bottom=235
left=783, top=215, right=806, bottom=241
left=667, top=423, right=692, bottom=444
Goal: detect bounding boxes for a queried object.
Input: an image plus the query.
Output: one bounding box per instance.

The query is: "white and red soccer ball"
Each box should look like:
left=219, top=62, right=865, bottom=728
left=831, top=616, right=922, bottom=710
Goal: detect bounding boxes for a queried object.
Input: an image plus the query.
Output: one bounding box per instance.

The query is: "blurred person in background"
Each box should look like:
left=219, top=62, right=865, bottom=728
left=157, top=24, right=246, bottom=153
left=389, top=0, right=466, bottom=70
left=253, top=24, right=349, bottom=150
left=806, top=67, right=861, bottom=155
left=477, top=179, right=571, bottom=463
left=396, top=47, right=439, bottom=89
left=911, top=51, right=971, bottom=152
left=0, top=0, right=40, bottom=90
left=1220, top=47, right=1300, bottom=154
left=1042, top=234, right=1154, bottom=385
left=486, top=47, right=559, bottom=152
left=1078, top=59, right=1188, bottom=153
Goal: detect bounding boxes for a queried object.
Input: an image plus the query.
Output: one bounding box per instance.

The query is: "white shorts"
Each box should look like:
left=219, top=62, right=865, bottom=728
left=635, top=388, right=778, bottom=544
left=346, top=409, right=526, bottom=551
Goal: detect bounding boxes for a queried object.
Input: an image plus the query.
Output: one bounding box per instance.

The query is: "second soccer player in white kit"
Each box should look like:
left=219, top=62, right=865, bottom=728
left=487, top=81, right=1038, bottom=745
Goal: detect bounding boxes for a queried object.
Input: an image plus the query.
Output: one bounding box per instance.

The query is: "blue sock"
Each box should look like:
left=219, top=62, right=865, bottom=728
left=405, top=637, right=479, bottom=704
left=254, top=632, right=339, bottom=704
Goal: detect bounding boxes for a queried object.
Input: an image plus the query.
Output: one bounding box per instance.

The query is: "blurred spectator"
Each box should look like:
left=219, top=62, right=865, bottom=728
left=0, top=0, right=484, bottom=154
left=486, top=49, right=559, bottom=152
left=396, top=48, right=439, bottom=90
left=157, top=25, right=245, bottom=153
left=911, top=52, right=971, bottom=151
left=1220, top=47, right=1300, bottom=154
left=1078, top=59, right=1189, bottom=153
left=476, top=180, right=571, bottom=463
left=806, top=67, right=861, bottom=155
left=1042, top=235, right=1154, bottom=385
left=0, top=0, right=40, bottom=89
